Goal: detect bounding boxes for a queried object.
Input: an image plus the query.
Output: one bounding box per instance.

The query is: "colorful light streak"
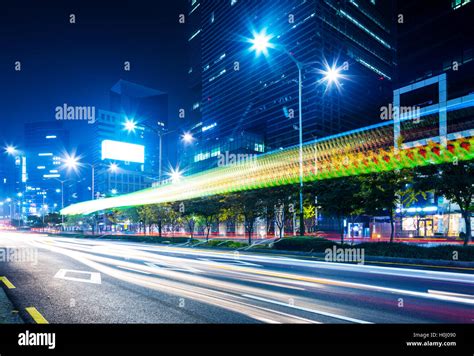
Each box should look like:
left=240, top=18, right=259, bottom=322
left=61, top=125, right=474, bottom=215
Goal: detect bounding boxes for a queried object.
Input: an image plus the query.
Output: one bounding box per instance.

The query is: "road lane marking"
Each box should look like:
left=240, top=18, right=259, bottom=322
left=427, top=290, right=474, bottom=299
left=253, top=280, right=306, bottom=291
left=212, top=264, right=474, bottom=305
left=25, top=307, right=48, bottom=324
left=242, top=294, right=373, bottom=324
left=144, top=261, right=201, bottom=273
left=197, top=257, right=262, bottom=267
left=0, top=276, right=15, bottom=289
left=117, top=266, right=151, bottom=275
left=54, top=269, right=101, bottom=284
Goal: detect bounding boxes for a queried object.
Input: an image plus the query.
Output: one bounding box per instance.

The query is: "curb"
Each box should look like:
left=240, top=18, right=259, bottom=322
left=0, top=287, right=23, bottom=324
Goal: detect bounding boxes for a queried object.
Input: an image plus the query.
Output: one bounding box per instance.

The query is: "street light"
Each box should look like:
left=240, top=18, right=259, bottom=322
left=5, top=145, right=17, bottom=155
left=322, top=65, right=342, bottom=84
left=181, top=132, right=194, bottom=144
left=249, top=28, right=274, bottom=57
left=168, top=167, right=183, bottom=184
left=62, top=154, right=118, bottom=200
left=109, top=162, right=119, bottom=173
left=248, top=29, right=346, bottom=235
left=124, top=119, right=137, bottom=133
left=50, top=178, right=72, bottom=224
left=123, top=119, right=195, bottom=183
left=63, top=153, right=80, bottom=171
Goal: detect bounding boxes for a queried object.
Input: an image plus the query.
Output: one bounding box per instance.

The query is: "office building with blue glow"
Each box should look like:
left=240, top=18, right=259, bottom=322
left=88, top=80, right=169, bottom=197
left=181, top=0, right=396, bottom=173
left=23, top=121, right=70, bottom=216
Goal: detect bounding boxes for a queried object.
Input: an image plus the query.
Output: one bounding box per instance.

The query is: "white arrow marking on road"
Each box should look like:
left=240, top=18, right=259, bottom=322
left=54, top=269, right=101, bottom=284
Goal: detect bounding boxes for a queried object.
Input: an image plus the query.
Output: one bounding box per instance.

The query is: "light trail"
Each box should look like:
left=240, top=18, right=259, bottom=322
left=61, top=128, right=474, bottom=215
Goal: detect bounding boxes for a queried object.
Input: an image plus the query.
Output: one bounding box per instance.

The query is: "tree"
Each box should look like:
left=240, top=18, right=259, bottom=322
left=262, top=186, right=297, bottom=238
left=358, top=169, right=413, bottom=243
left=303, top=203, right=317, bottom=234
left=137, top=205, right=154, bottom=235
left=116, top=207, right=140, bottom=233
left=44, top=213, right=62, bottom=227
left=309, top=176, right=363, bottom=244
left=179, top=200, right=198, bottom=240
left=224, top=190, right=266, bottom=244
left=27, top=215, right=44, bottom=228
left=414, top=162, right=473, bottom=245
left=64, top=214, right=83, bottom=229
left=137, top=204, right=172, bottom=237
left=191, top=196, right=222, bottom=241
left=167, top=203, right=183, bottom=237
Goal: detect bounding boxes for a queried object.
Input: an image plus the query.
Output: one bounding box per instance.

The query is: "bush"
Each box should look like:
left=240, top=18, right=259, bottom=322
left=204, top=240, right=248, bottom=249
left=273, top=237, right=338, bottom=252
left=63, top=233, right=195, bottom=245
left=358, top=242, right=474, bottom=261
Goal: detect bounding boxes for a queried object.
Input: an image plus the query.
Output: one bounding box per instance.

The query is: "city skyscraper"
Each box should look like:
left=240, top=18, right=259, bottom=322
left=23, top=121, right=70, bottom=216
left=182, top=0, right=396, bottom=173
left=395, top=0, right=474, bottom=150
left=91, top=109, right=156, bottom=197
left=110, top=80, right=170, bottom=175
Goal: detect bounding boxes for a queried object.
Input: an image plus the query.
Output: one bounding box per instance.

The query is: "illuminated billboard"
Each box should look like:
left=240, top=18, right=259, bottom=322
left=101, top=140, right=145, bottom=163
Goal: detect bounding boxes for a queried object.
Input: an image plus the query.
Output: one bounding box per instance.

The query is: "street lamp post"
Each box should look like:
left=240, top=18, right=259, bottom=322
left=52, top=178, right=71, bottom=224
left=124, top=119, right=193, bottom=184
left=249, top=33, right=307, bottom=235
left=248, top=29, right=344, bottom=236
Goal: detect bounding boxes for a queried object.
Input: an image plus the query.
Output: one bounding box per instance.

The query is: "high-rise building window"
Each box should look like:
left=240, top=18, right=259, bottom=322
left=452, top=0, right=471, bottom=9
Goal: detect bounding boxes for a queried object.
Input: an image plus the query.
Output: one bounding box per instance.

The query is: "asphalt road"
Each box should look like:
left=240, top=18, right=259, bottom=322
left=0, top=231, right=473, bottom=324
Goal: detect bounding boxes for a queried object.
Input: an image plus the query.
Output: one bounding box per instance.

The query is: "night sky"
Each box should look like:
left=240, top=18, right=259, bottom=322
left=0, top=0, right=189, bottom=148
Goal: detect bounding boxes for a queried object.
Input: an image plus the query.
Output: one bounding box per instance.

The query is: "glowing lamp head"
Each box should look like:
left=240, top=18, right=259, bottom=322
left=321, top=63, right=344, bottom=88
left=63, top=154, right=79, bottom=171
left=168, top=167, right=183, bottom=184
left=323, top=66, right=342, bottom=84
left=249, top=29, right=274, bottom=56
left=5, top=145, right=16, bottom=155
left=182, top=132, right=194, bottom=144
left=317, top=61, right=347, bottom=92
left=124, top=119, right=137, bottom=133
left=109, top=163, right=119, bottom=173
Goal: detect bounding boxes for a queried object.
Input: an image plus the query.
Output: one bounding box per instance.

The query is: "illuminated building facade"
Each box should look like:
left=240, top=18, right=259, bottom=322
left=91, top=109, right=156, bottom=198
left=23, top=121, right=70, bottom=216
left=182, top=0, right=396, bottom=174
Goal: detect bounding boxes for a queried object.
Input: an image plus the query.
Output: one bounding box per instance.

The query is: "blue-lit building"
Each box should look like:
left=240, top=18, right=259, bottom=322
left=23, top=121, right=70, bottom=217
left=182, top=0, right=396, bottom=173
left=86, top=80, right=169, bottom=198
left=91, top=109, right=156, bottom=197
left=389, top=0, right=474, bottom=238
